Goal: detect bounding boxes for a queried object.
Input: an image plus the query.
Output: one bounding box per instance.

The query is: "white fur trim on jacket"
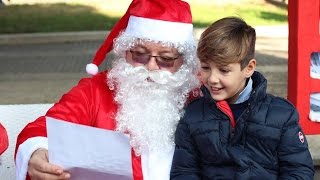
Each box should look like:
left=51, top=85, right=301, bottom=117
left=16, top=137, right=48, bottom=180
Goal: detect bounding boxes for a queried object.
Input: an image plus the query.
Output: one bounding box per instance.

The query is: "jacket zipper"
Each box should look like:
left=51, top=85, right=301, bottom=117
left=216, top=101, right=236, bottom=138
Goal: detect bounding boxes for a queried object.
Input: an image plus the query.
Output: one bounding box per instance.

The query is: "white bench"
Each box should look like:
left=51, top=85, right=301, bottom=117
left=0, top=104, right=53, bottom=179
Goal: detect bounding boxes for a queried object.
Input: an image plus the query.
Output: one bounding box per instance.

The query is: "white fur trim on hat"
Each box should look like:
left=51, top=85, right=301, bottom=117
left=86, top=63, right=99, bottom=75
left=125, top=16, right=194, bottom=44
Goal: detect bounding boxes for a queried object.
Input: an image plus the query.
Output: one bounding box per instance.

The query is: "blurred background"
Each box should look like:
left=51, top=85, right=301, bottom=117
left=2, top=0, right=320, bottom=179
left=0, top=0, right=287, bottom=34
left=0, top=0, right=288, bottom=104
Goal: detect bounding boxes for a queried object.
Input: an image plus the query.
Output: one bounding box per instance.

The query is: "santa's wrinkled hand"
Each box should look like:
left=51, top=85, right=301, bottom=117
left=28, top=148, right=71, bottom=180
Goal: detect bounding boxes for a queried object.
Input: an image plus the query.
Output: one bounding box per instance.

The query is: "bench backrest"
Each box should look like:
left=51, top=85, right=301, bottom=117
left=0, top=104, right=52, bottom=179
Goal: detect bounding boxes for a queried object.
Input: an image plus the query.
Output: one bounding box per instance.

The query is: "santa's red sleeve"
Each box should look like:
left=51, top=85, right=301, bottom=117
left=15, top=72, right=107, bottom=180
left=0, top=123, right=9, bottom=155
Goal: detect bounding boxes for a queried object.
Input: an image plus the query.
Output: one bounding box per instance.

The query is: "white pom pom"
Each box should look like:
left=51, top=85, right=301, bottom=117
left=86, top=63, right=98, bottom=75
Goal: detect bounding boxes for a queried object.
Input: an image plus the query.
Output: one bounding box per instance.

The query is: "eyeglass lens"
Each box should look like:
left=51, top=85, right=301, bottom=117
left=130, top=50, right=179, bottom=68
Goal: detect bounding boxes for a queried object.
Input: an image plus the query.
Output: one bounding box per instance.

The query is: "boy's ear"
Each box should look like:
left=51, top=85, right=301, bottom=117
left=245, top=59, right=256, bottom=78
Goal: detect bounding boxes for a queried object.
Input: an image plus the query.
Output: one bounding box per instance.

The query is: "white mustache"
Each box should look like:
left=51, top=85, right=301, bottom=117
left=120, top=64, right=183, bottom=86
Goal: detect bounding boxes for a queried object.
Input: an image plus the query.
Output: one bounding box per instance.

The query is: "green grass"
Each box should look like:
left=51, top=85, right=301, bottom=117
left=0, top=1, right=287, bottom=34
left=191, top=2, right=287, bottom=27
left=0, top=4, right=119, bottom=33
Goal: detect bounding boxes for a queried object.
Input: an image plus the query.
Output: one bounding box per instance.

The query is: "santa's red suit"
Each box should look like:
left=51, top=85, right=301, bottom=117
left=16, top=71, right=195, bottom=180
left=15, top=0, right=196, bottom=178
left=0, top=123, right=8, bottom=155
left=15, top=72, right=144, bottom=180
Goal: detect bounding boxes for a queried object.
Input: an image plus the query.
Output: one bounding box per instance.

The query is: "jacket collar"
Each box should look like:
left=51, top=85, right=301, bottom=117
left=234, top=78, right=252, bottom=104
left=249, top=71, right=267, bottom=104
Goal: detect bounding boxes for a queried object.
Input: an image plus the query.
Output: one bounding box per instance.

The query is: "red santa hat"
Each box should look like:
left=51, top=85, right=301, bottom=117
left=86, top=0, right=194, bottom=75
left=0, top=123, right=8, bottom=155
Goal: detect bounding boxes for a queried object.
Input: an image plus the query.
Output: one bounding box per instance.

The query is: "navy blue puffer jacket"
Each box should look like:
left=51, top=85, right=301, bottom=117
left=170, top=71, right=314, bottom=180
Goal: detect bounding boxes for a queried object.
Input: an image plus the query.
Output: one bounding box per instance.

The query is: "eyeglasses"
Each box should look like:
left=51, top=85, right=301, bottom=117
left=130, top=50, right=181, bottom=68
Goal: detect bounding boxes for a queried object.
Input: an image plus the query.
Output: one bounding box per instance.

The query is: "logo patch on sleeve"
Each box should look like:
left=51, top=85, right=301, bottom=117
left=298, top=131, right=305, bottom=143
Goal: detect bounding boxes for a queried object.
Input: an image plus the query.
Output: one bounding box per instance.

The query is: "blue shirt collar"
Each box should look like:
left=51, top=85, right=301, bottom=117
left=234, top=77, right=252, bottom=104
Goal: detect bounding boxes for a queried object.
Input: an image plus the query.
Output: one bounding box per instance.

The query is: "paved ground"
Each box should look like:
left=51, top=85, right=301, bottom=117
left=0, top=30, right=288, bottom=104
left=0, top=29, right=320, bottom=178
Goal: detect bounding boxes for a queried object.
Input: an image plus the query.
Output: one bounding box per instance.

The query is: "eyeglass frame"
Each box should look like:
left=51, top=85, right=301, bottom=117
left=129, top=50, right=182, bottom=68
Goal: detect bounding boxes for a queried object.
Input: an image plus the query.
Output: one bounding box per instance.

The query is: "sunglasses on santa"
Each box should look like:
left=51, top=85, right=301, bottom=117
left=129, top=50, right=182, bottom=68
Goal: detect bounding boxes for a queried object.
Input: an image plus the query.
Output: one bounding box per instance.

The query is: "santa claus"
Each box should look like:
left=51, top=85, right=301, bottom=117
left=15, top=0, right=199, bottom=179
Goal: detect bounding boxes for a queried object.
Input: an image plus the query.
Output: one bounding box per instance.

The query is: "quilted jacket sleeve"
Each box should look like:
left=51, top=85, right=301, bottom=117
left=170, top=119, right=201, bottom=180
left=277, top=109, right=315, bottom=179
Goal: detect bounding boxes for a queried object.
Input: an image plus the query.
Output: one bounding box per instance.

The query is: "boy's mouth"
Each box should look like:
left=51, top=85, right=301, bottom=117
left=210, top=87, right=224, bottom=93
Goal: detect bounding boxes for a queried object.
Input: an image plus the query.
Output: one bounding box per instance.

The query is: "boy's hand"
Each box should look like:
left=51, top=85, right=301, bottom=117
left=28, top=148, right=71, bottom=180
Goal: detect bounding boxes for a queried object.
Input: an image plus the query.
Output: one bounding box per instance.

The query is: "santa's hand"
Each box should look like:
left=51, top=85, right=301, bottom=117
left=28, top=148, right=71, bottom=180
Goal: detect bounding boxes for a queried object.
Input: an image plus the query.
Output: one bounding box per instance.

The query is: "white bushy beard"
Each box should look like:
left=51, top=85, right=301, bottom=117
left=107, top=58, right=198, bottom=155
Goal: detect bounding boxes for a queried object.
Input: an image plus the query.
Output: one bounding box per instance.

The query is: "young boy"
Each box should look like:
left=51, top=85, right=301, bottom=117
left=170, top=17, right=315, bottom=179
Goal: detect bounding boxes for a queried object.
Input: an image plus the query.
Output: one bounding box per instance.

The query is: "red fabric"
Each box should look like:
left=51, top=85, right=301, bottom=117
left=216, top=101, right=235, bottom=128
left=129, top=0, right=192, bottom=23
left=15, top=71, right=143, bottom=180
left=131, top=150, right=143, bottom=180
left=0, top=123, right=8, bottom=155
left=91, top=0, right=192, bottom=69
left=91, top=2, right=132, bottom=67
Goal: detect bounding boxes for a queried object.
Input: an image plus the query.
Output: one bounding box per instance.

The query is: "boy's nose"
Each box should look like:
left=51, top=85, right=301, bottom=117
left=208, top=72, right=219, bottom=84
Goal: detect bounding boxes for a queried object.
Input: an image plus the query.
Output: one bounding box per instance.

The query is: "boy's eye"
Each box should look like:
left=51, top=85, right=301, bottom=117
left=220, top=68, right=230, bottom=73
left=201, top=66, right=210, bottom=70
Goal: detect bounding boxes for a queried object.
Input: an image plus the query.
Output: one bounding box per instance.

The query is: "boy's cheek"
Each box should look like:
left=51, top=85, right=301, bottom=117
left=198, top=72, right=208, bottom=84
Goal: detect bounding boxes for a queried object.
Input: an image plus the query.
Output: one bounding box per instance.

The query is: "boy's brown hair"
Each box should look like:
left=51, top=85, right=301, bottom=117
left=197, top=17, right=256, bottom=69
